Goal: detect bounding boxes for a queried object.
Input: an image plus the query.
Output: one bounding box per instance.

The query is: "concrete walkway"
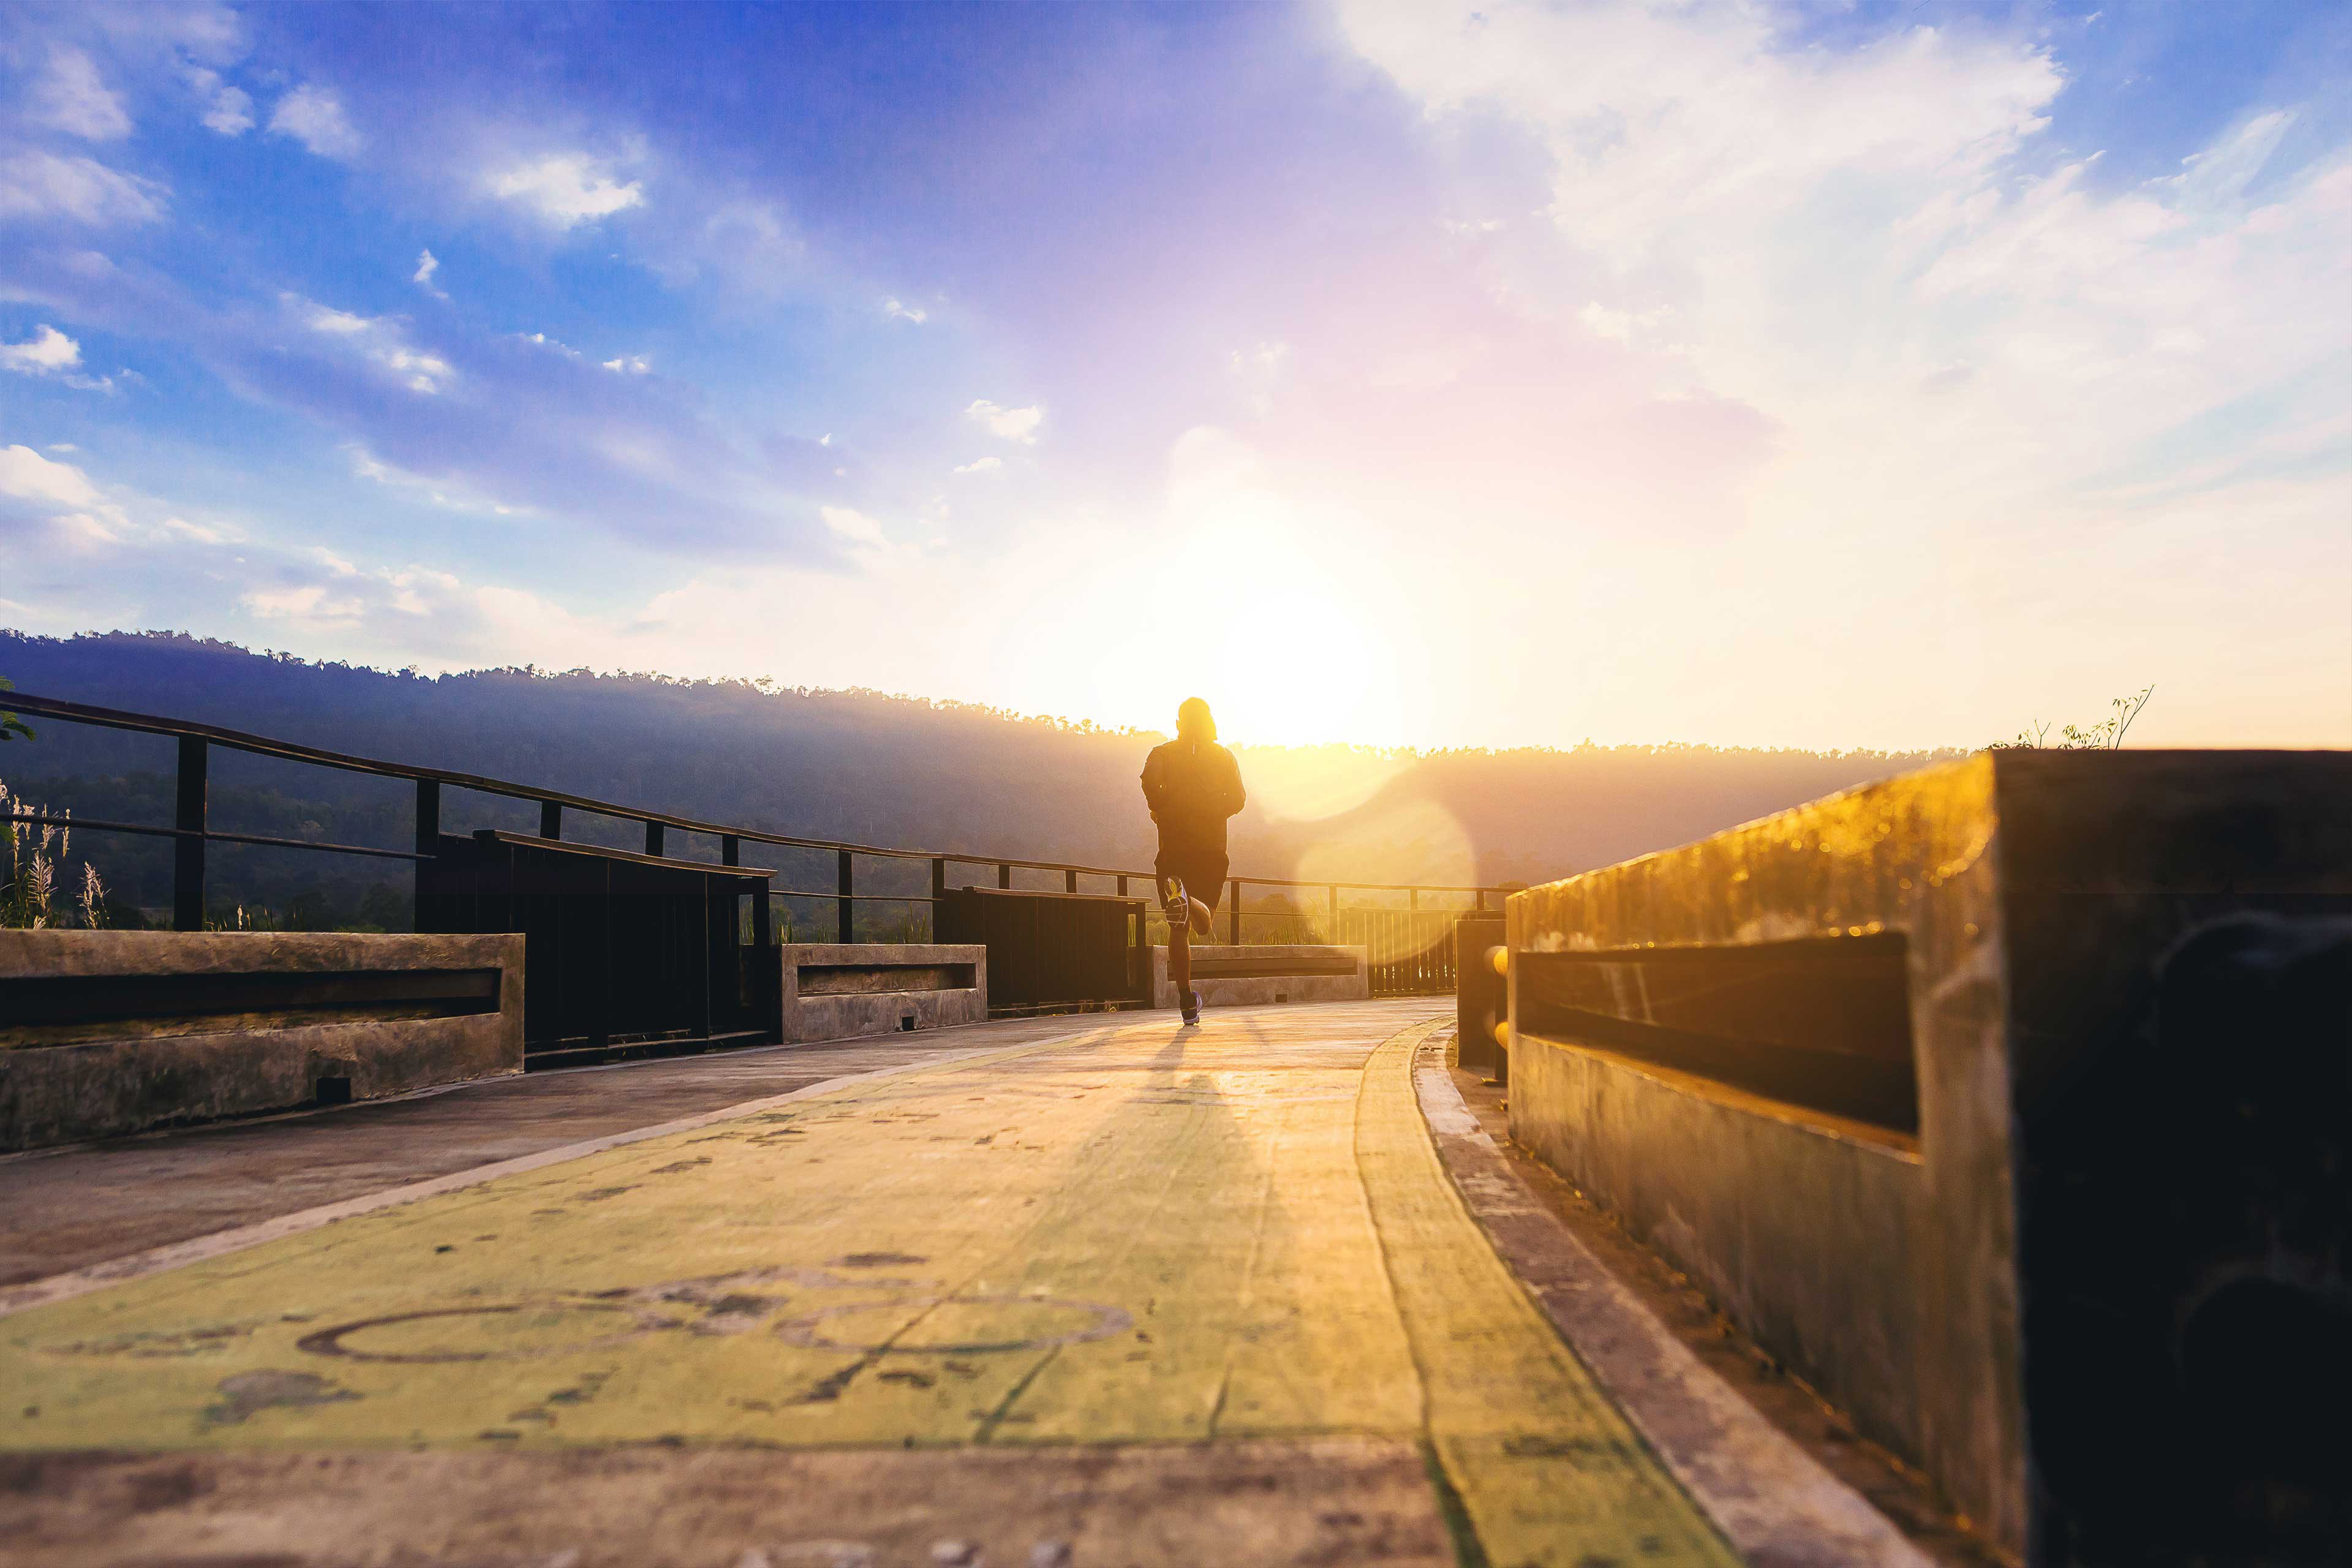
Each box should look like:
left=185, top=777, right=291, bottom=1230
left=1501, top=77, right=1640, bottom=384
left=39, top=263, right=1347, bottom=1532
left=2, top=1001, right=1741, bottom=1567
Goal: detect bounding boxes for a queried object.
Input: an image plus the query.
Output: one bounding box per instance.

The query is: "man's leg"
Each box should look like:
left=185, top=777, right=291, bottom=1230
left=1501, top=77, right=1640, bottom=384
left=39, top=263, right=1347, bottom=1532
left=1163, top=876, right=1194, bottom=1006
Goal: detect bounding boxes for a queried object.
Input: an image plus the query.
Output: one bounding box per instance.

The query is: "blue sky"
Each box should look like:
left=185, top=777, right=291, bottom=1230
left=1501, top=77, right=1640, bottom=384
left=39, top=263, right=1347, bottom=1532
left=2, top=0, right=2346, bottom=749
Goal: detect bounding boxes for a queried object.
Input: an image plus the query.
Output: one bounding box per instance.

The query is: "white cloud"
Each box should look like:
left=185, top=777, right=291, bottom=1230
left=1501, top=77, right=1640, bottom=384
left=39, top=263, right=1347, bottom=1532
left=0, top=442, right=140, bottom=552
left=820, top=505, right=888, bottom=545
left=268, top=84, right=362, bottom=159
left=244, top=582, right=364, bottom=624
left=45, top=443, right=77, bottom=454
left=966, top=399, right=1044, bottom=443
left=0, top=151, right=166, bottom=225
left=200, top=83, right=254, bottom=136
left=292, top=297, right=454, bottom=393
left=50, top=511, right=123, bottom=551
left=303, top=303, right=371, bottom=336
left=1320, top=0, right=2352, bottom=747
left=182, top=62, right=255, bottom=134
left=952, top=455, right=1003, bottom=474
left=413, top=247, right=447, bottom=298
left=883, top=296, right=928, bottom=323
left=31, top=48, right=132, bottom=141
left=0, top=443, right=106, bottom=510
left=601, top=354, right=650, bottom=374
left=345, top=444, right=524, bottom=515
left=1577, top=301, right=1676, bottom=346
left=161, top=515, right=233, bottom=546
left=488, top=154, right=644, bottom=227
left=0, top=326, right=83, bottom=375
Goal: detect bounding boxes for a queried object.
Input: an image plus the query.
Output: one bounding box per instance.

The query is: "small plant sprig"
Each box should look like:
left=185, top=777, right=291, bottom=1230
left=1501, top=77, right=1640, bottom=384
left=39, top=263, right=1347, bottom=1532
left=0, top=777, right=113, bottom=930
left=1995, top=685, right=2154, bottom=750
left=0, top=676, right=31, bottom=744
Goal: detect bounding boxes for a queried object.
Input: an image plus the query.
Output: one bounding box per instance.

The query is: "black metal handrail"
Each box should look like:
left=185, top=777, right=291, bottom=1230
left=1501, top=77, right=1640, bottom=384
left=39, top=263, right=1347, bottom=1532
left=2, top=691, right=1508, bottom=946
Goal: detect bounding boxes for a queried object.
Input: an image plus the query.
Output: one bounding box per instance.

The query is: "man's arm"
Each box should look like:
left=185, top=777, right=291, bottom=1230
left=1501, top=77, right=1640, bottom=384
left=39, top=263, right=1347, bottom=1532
left=1221, top=751, right=1246, bottom=818
left=1139, top=748, right=1167, bottom=823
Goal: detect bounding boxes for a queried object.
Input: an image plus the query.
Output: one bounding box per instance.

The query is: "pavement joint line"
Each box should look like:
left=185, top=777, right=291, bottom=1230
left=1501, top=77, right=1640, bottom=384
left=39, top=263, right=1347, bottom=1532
left=1410, top=1041, right=1934, bottom=1568
left=0, top=1031, right=1107, bottom=1322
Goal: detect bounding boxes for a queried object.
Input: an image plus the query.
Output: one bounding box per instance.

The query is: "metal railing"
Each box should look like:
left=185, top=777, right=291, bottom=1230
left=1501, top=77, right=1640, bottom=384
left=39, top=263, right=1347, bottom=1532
left=1, top=692, right=1504, bottom=992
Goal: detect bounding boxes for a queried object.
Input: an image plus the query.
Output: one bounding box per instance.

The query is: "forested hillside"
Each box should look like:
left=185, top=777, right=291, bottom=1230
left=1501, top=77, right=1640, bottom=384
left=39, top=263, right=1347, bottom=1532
left=1, top=631, right=1956, bottom=929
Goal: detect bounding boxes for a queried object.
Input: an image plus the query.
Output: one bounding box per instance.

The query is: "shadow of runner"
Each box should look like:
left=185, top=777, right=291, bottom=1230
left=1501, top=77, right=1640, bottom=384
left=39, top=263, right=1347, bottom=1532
left=947, top=1018, right=1425, bottom=1447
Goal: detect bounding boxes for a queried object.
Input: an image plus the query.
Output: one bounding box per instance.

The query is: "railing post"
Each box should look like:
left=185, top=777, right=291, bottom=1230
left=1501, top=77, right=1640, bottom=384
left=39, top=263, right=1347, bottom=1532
left=1117, top=875, right=1128, bottom=897
left=413, top=775, right=439, bottom=856
left=540, top=801, right=562, bottom=840
left=1329, top=885, right=1340, bottom=941
left=722, top=834, right=739, bottom=867
left=1065, top=869, right=1078, bottom=894
left=1228, top=880, right=1240, bottom=944
left=837, top=849, right=854, bottom=943
left=173, top=736, right=208, bottom=932
left=644, top=821, right=665, bottom=858
left=932, top=857, right=948, bottom=901
left=998, top=863, right=1011, bottom=889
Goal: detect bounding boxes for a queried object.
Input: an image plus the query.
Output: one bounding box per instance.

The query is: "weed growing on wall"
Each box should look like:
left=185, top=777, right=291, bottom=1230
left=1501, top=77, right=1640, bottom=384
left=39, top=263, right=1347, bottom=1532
left=1996, top=685, right=2155, bottom=751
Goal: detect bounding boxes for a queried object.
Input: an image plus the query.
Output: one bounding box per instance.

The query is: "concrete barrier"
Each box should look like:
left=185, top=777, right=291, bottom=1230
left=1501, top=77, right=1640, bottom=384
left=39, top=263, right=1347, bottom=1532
left=0, top=930, right=523, bottom=1151
left=1506, top=749, right=2350, bottom=1565
left=1149, top=944, right=1368, bottom=1009
left=778, top=943, right=987, bottom=1043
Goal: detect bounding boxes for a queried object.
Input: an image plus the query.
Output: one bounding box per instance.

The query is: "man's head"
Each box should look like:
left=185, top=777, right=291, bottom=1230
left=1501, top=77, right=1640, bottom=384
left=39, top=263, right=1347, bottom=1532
left=1177, top=696, right=1216, bottom=742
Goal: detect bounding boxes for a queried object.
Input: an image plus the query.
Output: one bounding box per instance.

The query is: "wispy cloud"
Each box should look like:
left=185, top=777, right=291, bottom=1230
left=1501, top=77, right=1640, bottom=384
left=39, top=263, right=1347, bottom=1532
left=29, top=48, right=132, bottom=141
left=268, top=84, right=363, bottom=159
left=0, top=442, right=132, bottom=552
left=488, top=153, right=644, bottom=227
left=347, top=445, right=524, bottom=516
left=820, top=505, right=888, bottom=545
left=0, top=151, right=165, bottom=225
left=952, top=454, right=1001, bottom=474
left=292, top=296, right=453, bottom=393
left=966, top=399, right=1043, bottom=443
left=187, top=66, right=255, bottom=136
left=412, top=248, right=447, bottom=299
left=0, top=325, right=83, bottom=375
left=883, top=296, right=927, bottom=323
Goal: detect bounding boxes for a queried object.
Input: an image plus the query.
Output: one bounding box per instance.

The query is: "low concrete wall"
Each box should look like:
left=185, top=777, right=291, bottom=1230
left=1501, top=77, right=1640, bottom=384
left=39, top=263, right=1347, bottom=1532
left=0, top=930, right=523, bottom=1151
left=1506, top=750, right=2352, bottom=1563
left=1149, top=944, right=1368, bottom=1009
left=779, top=944, right=987, bottom=1043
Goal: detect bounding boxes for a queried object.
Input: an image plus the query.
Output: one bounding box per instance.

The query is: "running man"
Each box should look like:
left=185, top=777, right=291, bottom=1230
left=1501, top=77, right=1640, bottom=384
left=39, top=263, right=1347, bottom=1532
left=1140, top=697, right=1247, bottom=1026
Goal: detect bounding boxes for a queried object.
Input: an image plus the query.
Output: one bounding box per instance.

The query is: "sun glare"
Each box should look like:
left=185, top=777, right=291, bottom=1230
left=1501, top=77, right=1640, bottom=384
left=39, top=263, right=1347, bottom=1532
left=1110, top=428, right=1418, bottom=749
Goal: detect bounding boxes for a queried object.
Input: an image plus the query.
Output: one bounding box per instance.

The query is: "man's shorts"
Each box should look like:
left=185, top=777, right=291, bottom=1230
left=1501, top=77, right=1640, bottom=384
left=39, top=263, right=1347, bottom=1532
left=1155, top=843, right=1227, bottom=912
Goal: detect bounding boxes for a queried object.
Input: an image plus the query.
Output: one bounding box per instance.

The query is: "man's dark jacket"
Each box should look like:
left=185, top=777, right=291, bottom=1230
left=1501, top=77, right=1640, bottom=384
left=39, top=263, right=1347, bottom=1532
left=1140, top=737, right=1246, bottom=854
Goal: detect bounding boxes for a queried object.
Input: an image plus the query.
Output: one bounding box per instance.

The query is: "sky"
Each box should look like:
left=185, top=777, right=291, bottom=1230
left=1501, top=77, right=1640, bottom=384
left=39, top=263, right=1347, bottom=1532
left=1, top=0, right=2346, bottom=752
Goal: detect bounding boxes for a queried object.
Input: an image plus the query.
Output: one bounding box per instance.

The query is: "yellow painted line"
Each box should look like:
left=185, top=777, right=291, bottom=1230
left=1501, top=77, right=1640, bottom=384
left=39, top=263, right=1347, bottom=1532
left=2, top=1006, right=1737, bottom=1564
left=1358, top=1020, right=1739, bottom=1566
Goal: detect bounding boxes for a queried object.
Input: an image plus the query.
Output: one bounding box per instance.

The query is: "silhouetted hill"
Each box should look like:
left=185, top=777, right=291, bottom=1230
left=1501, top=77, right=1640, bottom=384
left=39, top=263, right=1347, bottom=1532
left=1, top=631, right=1956, bottom=925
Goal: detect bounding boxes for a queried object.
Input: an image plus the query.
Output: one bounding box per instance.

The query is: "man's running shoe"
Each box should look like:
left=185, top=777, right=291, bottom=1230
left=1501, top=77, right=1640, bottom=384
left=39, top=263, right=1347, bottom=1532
left=1161, top=876, right=1188, bottom=925
left=1181, top=988, right=1202, bottom=1026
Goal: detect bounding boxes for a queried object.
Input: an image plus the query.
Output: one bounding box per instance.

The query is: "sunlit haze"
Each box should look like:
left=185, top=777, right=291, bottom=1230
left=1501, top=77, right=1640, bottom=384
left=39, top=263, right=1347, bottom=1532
left=3, top=2, right=2347, bottom=751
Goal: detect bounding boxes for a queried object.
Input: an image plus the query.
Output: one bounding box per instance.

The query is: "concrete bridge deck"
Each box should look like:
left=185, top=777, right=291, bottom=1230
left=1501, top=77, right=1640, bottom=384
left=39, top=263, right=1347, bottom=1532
left=1, top=1001, right=1948, bottom=1568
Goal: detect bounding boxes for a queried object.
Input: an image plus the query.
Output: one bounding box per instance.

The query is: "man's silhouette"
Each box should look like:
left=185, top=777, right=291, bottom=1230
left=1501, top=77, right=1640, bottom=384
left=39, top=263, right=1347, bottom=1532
left=1140, top=697, right=1246, bottom=1026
